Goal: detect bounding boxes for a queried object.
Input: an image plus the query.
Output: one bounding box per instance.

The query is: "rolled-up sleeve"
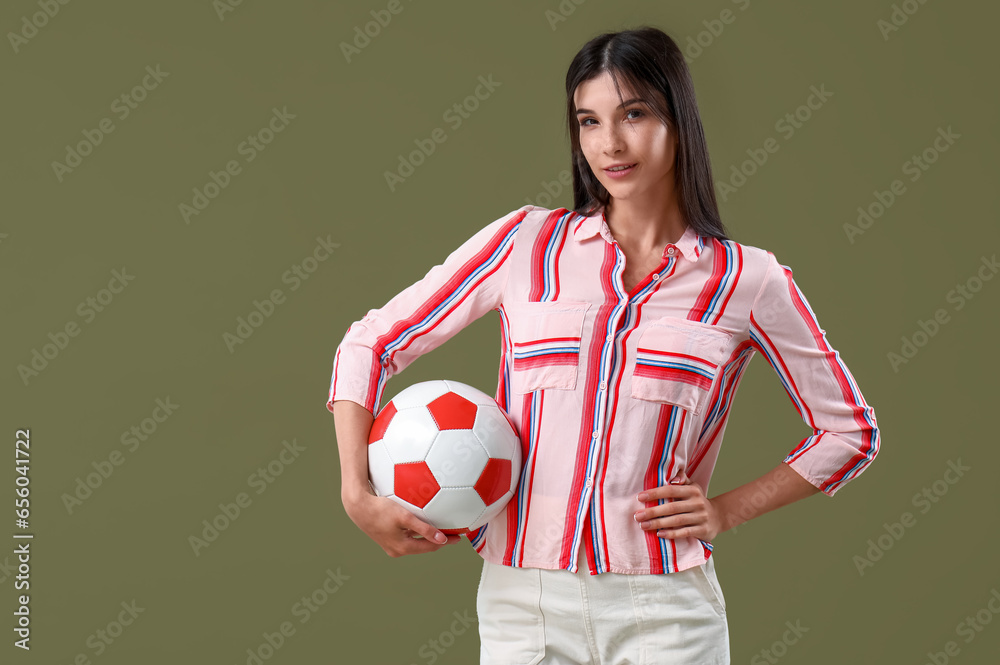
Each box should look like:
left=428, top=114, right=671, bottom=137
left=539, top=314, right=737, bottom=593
left=748, top=251, right=880, bottom=496
left=326, top=206, right=529, bottom=416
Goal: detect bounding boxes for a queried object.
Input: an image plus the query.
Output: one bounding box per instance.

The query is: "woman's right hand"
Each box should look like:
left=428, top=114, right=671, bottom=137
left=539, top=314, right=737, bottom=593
left=343, top=490, right=463, bottom=557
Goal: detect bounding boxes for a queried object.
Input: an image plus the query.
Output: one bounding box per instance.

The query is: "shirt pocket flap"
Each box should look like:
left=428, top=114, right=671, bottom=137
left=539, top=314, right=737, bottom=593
left=630, top=318, right=733, bottom=415
left=505, top=300, right=590, bottom=394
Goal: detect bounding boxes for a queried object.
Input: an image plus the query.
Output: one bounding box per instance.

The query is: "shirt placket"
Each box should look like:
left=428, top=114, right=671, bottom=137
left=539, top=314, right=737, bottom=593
left=577, top=239, right=679, bottom=572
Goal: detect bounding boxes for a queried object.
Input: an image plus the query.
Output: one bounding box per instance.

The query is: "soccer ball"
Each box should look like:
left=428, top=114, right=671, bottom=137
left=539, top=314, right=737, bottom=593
left=368, top=379, right=522, bottom=535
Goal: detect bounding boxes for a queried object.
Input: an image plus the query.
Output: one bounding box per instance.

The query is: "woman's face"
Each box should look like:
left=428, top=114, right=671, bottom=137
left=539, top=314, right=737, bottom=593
left=573, top=71, right=678, bottom=205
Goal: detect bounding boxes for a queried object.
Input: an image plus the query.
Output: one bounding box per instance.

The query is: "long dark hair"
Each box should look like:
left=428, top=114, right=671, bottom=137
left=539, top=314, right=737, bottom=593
left=565, top=26, right=730, bottom=241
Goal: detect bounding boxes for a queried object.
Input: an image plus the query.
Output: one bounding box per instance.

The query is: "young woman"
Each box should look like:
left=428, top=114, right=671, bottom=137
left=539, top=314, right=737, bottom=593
left=329, top=25, right=880, bottom=665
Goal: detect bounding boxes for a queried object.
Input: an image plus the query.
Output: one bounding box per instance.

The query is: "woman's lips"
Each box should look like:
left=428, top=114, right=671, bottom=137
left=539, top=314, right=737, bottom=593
left=604, top=163, right=636, bottom=178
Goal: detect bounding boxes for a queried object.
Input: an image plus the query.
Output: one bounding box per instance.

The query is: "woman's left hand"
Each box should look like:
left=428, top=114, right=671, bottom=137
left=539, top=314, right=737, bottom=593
left=633, top=471, right=724, bottom=542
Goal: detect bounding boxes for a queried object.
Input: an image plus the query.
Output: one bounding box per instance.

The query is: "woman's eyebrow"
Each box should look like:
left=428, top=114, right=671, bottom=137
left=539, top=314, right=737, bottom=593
left=576, top=98, right=647, bottom=115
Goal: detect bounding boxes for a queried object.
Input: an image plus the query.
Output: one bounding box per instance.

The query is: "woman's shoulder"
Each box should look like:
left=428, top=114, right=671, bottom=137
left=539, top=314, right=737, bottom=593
left=489, top=204, right=593, bottom=237
left=710, top=234, right=781, bottom=270
left=508, top=203, right=590, bottom=221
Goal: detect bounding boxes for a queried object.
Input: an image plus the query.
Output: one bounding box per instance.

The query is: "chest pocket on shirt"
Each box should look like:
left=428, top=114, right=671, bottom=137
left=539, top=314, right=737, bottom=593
left=630, top=317, right=733, bottom=416
left=505, top=300, right=591, bottom=395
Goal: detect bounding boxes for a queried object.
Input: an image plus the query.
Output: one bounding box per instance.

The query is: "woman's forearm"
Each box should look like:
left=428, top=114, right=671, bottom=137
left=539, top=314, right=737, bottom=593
left=332, top=399, right=377, bottom=505
left=711, top=461, right=822, bottom=534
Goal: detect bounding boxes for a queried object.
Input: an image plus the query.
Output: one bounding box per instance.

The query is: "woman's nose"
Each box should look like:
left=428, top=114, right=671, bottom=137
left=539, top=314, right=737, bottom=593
left=603, top=127, right=625, bottom=154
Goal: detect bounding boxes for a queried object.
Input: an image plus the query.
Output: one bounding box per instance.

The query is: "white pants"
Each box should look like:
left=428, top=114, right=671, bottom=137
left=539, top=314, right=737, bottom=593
left=477, top=539, right=730, bottom=664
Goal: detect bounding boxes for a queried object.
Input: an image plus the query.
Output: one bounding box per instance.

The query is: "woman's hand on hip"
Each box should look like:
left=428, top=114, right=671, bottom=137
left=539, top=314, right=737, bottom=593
left=633, top=471, right=724, bottom=542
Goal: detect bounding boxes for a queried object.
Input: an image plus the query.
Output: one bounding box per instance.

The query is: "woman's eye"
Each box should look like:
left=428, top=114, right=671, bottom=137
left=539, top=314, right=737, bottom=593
left=580, top=110, right=641, bottom=127
left=579, top=108, right=643, bottom=126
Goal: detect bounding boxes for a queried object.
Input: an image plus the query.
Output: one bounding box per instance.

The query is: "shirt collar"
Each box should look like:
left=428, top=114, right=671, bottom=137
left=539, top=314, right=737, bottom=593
left=571, top=208, right=706, bottom=262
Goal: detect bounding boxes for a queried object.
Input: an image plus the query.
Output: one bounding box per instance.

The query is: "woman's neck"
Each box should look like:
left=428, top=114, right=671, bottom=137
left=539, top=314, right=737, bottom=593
left=604, top=197, right=687, bottom=253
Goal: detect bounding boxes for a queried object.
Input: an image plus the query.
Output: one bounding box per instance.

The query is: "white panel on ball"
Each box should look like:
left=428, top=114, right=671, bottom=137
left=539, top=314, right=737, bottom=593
left=424, top=430, right=489, bottom=487
left=473, top=407, right=520, bottom=459
left=391, top=380, right=451, bottom=410
left=423, top=487, right=488, bottom=530
left=468, top=489, right=514, bottom=530
left=381, top=407, right=438, bottom=463
left=385, top=493, right=430, bottom=518
left=442, top=379, right=497, bottom=407
left=367, top=439, right=395, bottom=497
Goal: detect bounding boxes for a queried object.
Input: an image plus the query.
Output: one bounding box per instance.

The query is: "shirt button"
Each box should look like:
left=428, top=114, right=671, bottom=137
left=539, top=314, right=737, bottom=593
left=652, top=273, right=660, bottom=280
left=592, top=430, right=599, bottom=438
left=606, top=334, right=613, bottom=342
left=667, top=247, right=676, bottom=255
left=585, top=478, right=593, bottom=487
left=600, top=381, right=607, bottom=390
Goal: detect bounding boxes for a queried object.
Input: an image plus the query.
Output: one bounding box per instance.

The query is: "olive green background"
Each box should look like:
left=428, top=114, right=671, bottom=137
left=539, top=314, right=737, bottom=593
left=2, top=0, right=998, bottom=662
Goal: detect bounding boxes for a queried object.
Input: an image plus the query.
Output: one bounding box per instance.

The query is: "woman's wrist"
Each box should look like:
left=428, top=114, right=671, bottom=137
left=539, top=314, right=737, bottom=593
left=342, top=478, right=377, bottom=508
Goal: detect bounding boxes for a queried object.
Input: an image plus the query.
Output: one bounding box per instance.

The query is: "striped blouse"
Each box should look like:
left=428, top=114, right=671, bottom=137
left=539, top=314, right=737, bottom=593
left=327, top=205, right=880, bottom=575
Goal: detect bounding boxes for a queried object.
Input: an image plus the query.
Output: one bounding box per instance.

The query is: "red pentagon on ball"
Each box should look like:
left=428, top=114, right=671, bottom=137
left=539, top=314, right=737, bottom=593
left=475, top=458, right=512, bottom=506
left=394, top=461, right=439, bottom=508
left=426, top=392, right=477, bottom=430
left=369, top=400, right=396, bottom=444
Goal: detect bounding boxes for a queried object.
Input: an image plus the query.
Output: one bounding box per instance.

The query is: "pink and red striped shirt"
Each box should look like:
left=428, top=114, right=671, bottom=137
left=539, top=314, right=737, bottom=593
left=327, top=205, right=880, bottom=575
